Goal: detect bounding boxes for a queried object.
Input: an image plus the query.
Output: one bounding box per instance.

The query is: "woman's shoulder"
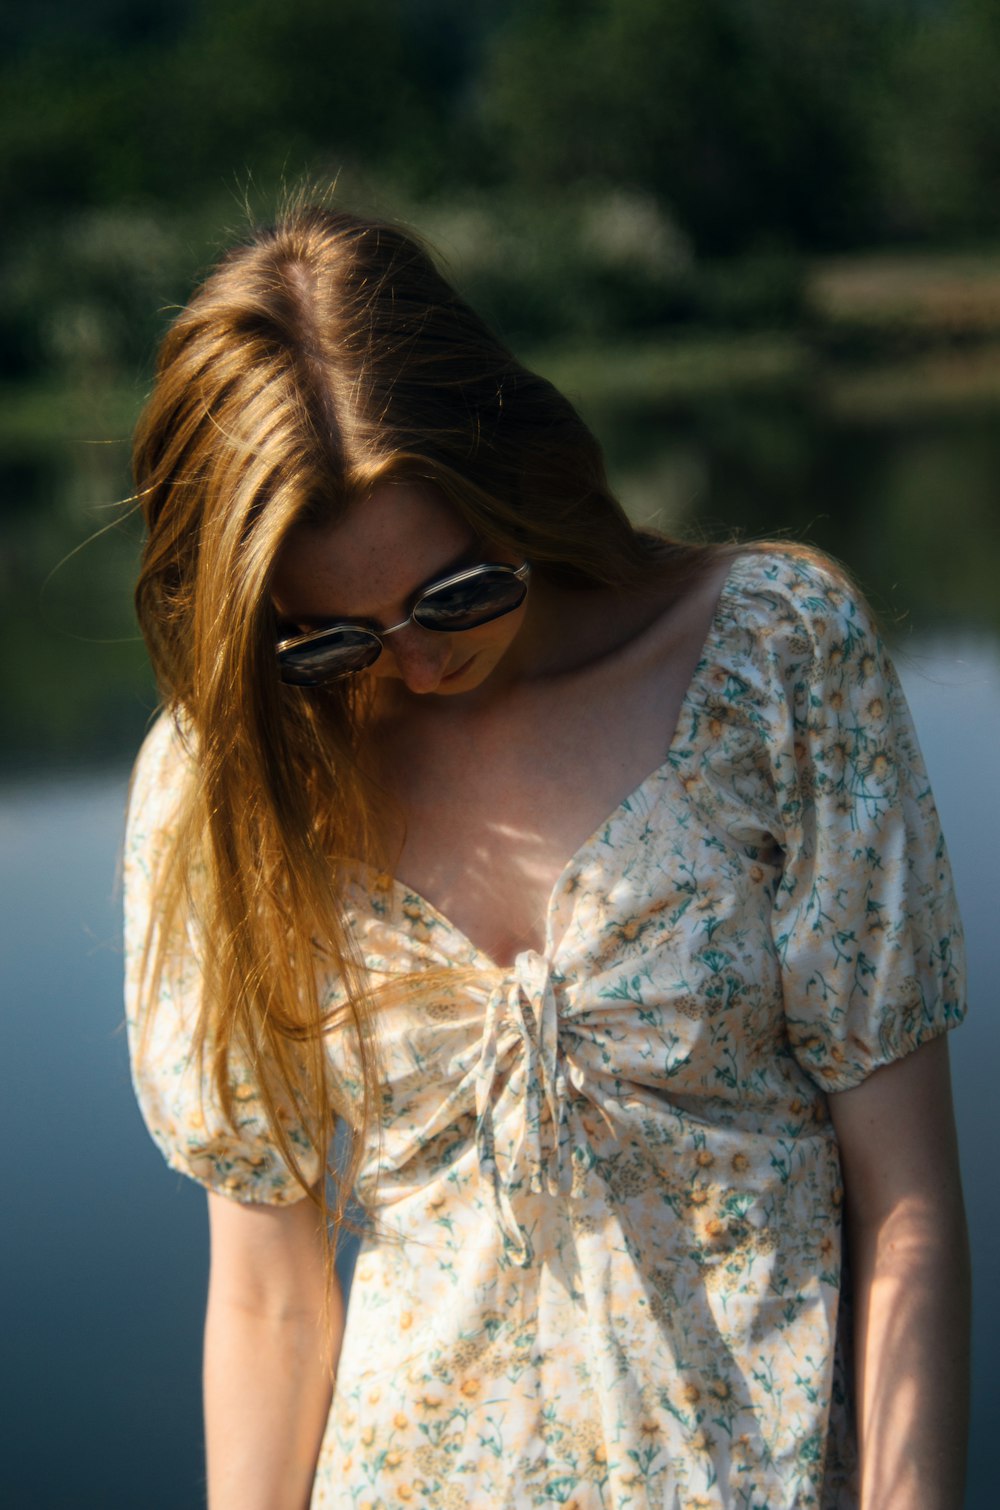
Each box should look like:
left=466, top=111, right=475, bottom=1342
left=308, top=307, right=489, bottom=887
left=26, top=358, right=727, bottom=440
left=714, top=543, right=880, bottom=671
left=126, top=708, right=198, bottom=848
left=677, top=543, right=890, bottom=744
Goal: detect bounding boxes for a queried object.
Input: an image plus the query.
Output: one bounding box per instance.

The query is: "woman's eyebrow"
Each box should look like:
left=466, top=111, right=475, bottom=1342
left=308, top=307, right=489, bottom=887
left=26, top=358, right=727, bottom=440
left=286, top=541, right=488, bottom=630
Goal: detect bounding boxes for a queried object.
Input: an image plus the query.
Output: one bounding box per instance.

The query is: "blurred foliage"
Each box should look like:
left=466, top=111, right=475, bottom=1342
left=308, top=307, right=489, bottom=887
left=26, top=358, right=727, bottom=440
left=2, top=0, right=1000, bottom=381
left=1, top=0, right=999, bottom=771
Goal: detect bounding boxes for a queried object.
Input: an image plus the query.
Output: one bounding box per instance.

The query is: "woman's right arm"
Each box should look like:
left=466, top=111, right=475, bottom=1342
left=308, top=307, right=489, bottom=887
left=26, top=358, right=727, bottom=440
left=204, top=1189, right=343, bottom=1510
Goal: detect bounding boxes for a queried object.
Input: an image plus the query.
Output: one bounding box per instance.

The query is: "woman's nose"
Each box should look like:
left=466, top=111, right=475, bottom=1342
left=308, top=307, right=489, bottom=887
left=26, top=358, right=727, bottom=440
left=379, top=626, right=453, bottom=693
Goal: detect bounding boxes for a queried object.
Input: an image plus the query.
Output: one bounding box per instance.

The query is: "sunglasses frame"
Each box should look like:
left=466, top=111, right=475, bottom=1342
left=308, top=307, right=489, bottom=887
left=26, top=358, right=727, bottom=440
left=276, top=560, right=531, bottom=685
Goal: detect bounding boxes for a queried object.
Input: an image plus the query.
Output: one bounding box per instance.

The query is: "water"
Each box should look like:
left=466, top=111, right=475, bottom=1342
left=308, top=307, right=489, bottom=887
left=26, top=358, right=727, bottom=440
left=1, top=637, right=997, bottom=1508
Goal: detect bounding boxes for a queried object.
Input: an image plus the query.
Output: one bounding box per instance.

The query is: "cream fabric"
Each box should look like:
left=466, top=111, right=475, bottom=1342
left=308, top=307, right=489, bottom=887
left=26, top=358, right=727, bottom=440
left=125, top=550, right=965, bottom=1508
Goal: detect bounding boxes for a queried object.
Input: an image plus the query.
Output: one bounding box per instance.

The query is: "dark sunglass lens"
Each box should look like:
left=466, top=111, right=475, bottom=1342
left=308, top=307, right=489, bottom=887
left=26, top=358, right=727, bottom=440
left=278, top=627, right=381, bottom=684
left=414, top=570, right=526, bottom=632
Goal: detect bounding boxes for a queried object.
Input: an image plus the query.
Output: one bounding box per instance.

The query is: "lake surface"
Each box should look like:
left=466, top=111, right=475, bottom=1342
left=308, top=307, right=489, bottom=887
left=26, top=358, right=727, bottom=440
left=2, top=636, right=997, bottom=1508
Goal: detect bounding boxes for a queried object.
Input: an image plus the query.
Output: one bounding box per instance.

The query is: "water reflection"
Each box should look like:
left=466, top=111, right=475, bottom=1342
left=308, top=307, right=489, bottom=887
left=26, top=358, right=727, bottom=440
left=599, top=403, right=1000, bottom=639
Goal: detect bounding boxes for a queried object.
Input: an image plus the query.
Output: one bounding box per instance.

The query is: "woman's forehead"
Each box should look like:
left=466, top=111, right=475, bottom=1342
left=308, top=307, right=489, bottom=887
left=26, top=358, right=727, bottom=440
left=271, top=481, right=479, bottom=625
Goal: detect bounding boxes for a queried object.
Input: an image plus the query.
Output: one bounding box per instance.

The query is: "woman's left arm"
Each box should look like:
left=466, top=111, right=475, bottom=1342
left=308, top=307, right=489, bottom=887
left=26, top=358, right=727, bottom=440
left=830, top=1034, right=970, bottom=1510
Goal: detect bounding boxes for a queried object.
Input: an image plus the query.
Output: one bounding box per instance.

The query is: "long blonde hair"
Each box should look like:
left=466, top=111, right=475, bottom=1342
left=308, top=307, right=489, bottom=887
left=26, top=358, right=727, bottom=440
left=131, top=202, right=717, bottom=1231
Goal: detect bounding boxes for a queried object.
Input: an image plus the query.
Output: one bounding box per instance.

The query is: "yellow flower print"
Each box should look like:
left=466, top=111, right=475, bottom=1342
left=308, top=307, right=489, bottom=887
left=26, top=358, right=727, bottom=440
left=828, top=689, right=844, bottom=710
left=682, top=1382, right=702, bottom=1405
left=708, top=717, right=724, bottom=739
left=367, top=1386, right=382, bottom=1405
left=690, top=1428, right=715, bottom=1453
left=385, top=1449, right=403, bottom=1468
left=615, top=916, right=652, bottom=943
left=418, top=1393, right=443, bottom=1412
left=398, top=1487, right=414, bottom=1503
left=731, top=1151, right=749, bottom=1173
left=393, top=1412, right=409, bottom=1430
left=639, top=1418, right=659, bottom=1438
left=749, top=1226, right=779, bottom=1256
left=860, top=653, right=878, bottom=678
left=689, top=1187, right=710, bottom=1206
left=870, top=751, right=892, bottom=780
left=695, top=1149, right=714, bottom=1168
left=361, top=1425, right=376, bottom=1447
left=709, top=1380, right=732, bottom=1401
left=399, top=1311, right=413, bottom=1331
left=460, top=1378, right=481, bottom=1399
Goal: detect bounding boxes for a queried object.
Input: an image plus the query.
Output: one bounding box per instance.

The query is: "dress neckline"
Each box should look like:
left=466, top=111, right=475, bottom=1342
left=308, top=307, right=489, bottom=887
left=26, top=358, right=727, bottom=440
left=375, top=552, right=747, bottom=972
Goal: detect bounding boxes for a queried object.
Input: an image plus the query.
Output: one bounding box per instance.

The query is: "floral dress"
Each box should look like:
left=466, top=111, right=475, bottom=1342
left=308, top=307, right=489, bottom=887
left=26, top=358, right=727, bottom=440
left=124, top=550, right=965, bottom=1509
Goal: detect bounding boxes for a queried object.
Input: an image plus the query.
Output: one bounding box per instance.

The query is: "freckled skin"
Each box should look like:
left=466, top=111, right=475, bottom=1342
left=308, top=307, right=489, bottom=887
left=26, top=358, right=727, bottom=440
left=271, top=483, right=530, bottom=699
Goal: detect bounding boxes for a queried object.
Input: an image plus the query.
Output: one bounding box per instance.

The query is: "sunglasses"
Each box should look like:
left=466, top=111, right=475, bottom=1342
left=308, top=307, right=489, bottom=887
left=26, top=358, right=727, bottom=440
left=276, top=560, right=531, bottom=685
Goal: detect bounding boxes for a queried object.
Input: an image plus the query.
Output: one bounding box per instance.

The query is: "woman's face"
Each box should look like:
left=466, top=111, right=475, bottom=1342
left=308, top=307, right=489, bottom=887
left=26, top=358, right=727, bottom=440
left=271, top=481, right=529, bottom=697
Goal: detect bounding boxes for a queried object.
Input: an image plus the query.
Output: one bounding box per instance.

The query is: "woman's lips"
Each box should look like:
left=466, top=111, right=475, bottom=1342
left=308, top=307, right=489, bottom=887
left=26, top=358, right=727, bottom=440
left=441, top=654, right=474, bottom=683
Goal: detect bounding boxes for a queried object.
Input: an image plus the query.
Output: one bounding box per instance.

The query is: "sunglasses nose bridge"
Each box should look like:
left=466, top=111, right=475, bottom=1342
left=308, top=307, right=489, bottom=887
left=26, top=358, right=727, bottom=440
left=377, top=606, right=421, bottom=643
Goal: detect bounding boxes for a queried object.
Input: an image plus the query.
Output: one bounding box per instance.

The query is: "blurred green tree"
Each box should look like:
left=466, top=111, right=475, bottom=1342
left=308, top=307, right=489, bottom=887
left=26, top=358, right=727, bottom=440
left=479, top=0, right=901, bottom=255
left=880, top=0, right=1000, bottom=240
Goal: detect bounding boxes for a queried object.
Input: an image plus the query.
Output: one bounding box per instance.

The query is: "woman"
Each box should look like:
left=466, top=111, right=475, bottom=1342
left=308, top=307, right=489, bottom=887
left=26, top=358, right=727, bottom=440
left=124, top=204, right=970, bottom=1509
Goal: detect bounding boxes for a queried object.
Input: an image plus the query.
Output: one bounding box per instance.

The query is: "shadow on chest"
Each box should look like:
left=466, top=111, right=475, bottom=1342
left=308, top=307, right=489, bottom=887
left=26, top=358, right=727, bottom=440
left=385, top=704, right=675, bottom=965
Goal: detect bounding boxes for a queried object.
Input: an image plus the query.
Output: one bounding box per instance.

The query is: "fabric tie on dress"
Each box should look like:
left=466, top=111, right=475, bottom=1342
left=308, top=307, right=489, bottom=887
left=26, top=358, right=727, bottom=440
left=475, top=949, right=570, bottom=1267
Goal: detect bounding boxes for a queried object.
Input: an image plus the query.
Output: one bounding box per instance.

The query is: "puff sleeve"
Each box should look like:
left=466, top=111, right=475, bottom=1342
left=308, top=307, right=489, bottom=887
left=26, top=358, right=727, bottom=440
left=762, top=556, right=966, bottom=1092
left=123, top=714, right=323, bottom=1204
